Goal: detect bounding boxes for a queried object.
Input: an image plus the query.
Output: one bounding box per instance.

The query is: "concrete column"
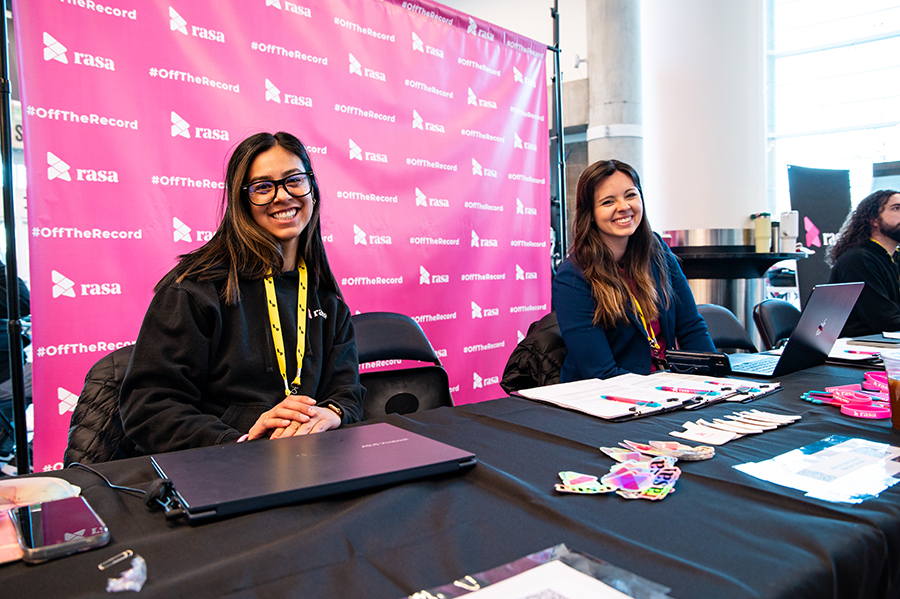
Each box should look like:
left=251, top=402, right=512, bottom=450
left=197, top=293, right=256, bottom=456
left=585, top=0, right=644, bottom=174
left=642, top=0, right=767, bottom=230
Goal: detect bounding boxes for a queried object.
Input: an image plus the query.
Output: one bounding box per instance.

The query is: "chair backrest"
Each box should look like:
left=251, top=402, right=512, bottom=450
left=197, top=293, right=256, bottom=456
left=753, top=298, right=802, bottom=350
left=352, top=311, right=441, bottom=365
left=64, top=345, right=136, bottom=466
left=696, top=304, right=757, bottom=353
left=350, top=312, right=452, bottom=420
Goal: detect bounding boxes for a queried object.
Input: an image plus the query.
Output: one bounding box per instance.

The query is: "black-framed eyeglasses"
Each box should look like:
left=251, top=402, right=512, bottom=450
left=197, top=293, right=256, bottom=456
left=242, top=172, right=314, bottom=205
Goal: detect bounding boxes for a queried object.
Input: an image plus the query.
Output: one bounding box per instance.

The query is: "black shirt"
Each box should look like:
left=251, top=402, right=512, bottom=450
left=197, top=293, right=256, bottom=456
left=828, top=239, right=900, bottom=336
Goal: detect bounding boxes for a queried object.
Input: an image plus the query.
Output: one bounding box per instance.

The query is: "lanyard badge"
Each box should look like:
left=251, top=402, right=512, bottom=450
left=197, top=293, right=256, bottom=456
left=264, top=259, right=308, bottom=396
left=631, top=292, right=667, bottom=369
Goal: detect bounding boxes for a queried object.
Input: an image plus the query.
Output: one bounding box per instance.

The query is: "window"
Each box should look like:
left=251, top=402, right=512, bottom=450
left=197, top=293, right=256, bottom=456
left=769, top=1, right=900, bottom=211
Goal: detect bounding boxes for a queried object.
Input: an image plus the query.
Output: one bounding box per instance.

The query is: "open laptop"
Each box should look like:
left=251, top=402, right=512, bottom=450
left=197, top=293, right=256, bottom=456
left=727, top=282, right=863, bottom=378
left=151, top=422, right=476, bottom=522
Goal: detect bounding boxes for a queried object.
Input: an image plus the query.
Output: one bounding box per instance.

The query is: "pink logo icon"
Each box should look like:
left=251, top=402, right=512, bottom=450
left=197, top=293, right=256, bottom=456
left=804, top=216, right=821, bottom=247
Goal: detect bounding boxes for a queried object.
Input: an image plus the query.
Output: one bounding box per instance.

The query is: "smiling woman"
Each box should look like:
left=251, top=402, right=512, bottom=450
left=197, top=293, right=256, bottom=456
left=118, top=132, right=364, bottom=454
left=552, top=160, right=715, bottom=381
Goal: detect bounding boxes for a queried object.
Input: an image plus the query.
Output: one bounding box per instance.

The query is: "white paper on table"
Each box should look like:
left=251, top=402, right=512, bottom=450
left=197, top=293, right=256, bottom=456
left=734, top=436, right=900, bottom=503
left=830, top=338, right=883, bottom=360
left=883, top=332, right=900, bottom=339
left=460, top=559, right=633, bottom=599
left=516, top=377, right=666, bottom=419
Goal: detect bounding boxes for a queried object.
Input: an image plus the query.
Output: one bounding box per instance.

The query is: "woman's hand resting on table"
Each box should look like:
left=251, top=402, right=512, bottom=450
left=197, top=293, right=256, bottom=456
left=245, top=395, right=340, bottom=441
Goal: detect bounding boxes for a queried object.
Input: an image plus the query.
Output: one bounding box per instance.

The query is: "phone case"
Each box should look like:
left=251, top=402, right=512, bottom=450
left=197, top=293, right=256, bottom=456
left=8, top=496, right=110, bottom=564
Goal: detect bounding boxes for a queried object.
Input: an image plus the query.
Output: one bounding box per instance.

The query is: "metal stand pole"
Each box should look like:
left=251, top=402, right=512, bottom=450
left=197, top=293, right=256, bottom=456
left=0, top=1, right=29, bottom=475
left=550, top=0, right=568, bottom=263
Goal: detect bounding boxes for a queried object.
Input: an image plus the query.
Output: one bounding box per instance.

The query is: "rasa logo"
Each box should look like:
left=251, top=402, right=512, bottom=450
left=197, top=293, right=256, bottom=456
left=349, top=139, right=387, bottom=163
left=516, top=265, right=537, bottom=280
left=265, top=0, right=312, bottom=17
left=466, top=17, right=494, bottom=41
left=64, top=530, right=87, bottom=542
left=170, top=111, right=230, bottom=140
left=514, top=133, right=537, bottom=151
left=471, top=301, right=499, bottom=318
left=411, top=32, right=443, bottom=58
left=471, top=158, right=498, bottom=178
left=51, top=270, right=122, bottom=298
left=415, top=187, right=449, bottom=208
left=353, top=224, right=391, bottom=245
left=43, top=32, right=115, bottom=71
left=517, top=198, right=537, bottom=216
left=58, top=387, right=78, bottom=415
left=467, top=87, right=497, bottom=109
left=412, top=110, right=445, bottom=133
left=264, top=79, right=312, bottom=107
left=174, top=217, right=213, bottom=242
left=804, top=216, right=835, bottom=248
left=420, top=266, right=449, bottom=284
left=471, top=230, right=498, bottom=248
left=513, top=66, right=537, bottom=88
left=47, top=151, right=118, bottom=183
left=473, top=372, right=499, bottom=389
left=349, top=53, right=386, bottom=82
left=169, top=7, right=225, bottom=43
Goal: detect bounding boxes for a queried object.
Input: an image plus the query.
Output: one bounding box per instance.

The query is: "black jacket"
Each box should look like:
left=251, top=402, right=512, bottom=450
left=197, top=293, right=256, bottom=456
left=119, top=270, right=365, bottom=454
left=828, top=240, right=900, bottom=336
left=500, top=312, right=567, bottom=393
left=64, top=345, right=136, bottom=466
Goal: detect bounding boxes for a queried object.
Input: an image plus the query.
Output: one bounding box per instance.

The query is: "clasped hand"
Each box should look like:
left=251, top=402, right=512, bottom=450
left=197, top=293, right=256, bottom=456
left=246, top=395, right=340, bottom=441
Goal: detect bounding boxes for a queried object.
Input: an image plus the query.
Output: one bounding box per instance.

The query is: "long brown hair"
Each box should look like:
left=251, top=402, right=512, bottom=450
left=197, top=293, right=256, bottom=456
left=570, top=159, right=671, bottom=328
left=827, top=189, right=900, bottom=265
left=157, top=132, right=340, bottom=304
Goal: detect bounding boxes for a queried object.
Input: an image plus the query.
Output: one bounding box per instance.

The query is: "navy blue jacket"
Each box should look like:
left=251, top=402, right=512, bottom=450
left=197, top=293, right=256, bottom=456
left=552, top=246, right=715, bottom=381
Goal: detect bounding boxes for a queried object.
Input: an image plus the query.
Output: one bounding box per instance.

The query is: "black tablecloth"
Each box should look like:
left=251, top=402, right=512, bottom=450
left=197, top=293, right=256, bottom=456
left=2, top=365, right=899, bottom=598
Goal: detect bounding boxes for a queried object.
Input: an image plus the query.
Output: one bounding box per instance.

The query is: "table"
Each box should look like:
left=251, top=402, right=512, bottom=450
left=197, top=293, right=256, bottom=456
left=2, top=364, right=899, bottom=599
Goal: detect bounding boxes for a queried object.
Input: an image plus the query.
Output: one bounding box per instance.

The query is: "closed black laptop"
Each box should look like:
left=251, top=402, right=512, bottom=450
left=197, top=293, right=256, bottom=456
left=151, top=422, right=476, bottom=522
left=728, top=282, right=863, bottom=377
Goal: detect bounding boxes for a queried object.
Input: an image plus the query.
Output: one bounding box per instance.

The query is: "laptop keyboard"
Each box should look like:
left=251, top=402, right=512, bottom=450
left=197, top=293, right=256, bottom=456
left=731, top=355, right=779, bottom=374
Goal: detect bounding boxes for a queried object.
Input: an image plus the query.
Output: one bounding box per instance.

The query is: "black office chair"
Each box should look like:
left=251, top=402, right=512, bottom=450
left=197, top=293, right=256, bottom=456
left=351, top=312, right=453, bottom=420
left=753, top=298, right=801, bottom=350
left=696, top=304, right=757, bottom=353
left=64, top=345, right=136, bottom=466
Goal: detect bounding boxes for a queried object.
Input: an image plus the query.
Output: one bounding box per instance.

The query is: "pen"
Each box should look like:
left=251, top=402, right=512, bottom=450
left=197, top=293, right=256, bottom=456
left=656, top=386, right=718, bottom=396
left=601, top=395, right=661, bottom=408
left=844, top=350, right=879, bottom=355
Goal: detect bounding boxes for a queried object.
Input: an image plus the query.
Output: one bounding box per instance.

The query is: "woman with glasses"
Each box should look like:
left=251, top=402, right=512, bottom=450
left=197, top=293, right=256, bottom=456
left=552, top=159, right=714, bottom=381
left=120, top=132, right=364, bottom=453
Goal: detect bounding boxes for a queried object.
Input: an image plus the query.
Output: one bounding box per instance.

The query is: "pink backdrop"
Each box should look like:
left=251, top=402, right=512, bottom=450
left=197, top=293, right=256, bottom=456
left=13, top=0, right=551, bottom=471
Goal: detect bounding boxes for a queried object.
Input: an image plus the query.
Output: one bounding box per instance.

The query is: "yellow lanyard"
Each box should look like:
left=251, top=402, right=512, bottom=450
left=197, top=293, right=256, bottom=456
left=871, top=238, right=898, bottom=264
left=263, top=259, right=308, bottom=397
left=629, top=292, right=660, bottom=351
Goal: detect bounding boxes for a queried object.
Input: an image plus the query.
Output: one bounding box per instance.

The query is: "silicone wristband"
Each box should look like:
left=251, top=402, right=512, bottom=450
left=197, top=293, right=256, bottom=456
left=863, top=372, right=888, bottom=392
left=840, top=403, right=891, bottom=419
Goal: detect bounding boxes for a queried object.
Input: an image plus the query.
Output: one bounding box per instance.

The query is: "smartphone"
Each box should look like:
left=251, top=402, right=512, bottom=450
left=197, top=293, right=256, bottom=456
left=7, top=495, right=110, bottom=564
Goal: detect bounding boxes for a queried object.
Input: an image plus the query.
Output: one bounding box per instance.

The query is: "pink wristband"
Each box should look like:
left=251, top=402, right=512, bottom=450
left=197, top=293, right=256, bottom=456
left=863, top=372, right=888, bottom=392
left=840, top=403, right=891, bottom=419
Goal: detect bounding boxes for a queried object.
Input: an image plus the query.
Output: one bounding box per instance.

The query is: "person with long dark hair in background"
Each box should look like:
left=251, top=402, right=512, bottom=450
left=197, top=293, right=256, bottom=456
left=827, top=189, right=900, bottom=336
left=552, top=159, right=714, bottom=381
left=120, top=132, right=364, bottom=454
